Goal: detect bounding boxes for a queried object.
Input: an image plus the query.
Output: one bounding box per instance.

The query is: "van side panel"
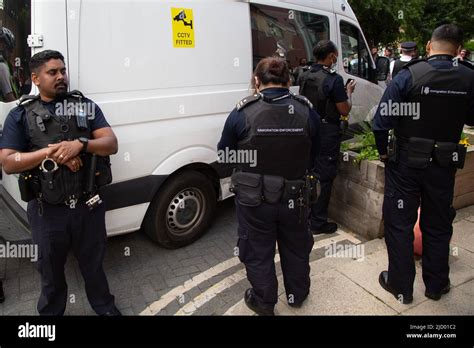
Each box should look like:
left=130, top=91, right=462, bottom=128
left=68, top=0, right=252, bottom=184
left=64, top=1, right=252, bottom=235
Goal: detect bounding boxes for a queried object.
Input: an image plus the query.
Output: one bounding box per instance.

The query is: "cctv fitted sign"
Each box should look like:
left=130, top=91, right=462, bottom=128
left=172, top=8, right=195, bottom=48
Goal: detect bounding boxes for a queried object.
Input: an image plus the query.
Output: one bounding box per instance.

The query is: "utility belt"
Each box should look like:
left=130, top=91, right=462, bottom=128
left=230, top=171, right=318, bottom=220
left=321, top=116, right=348, bottom=135
left=19, top=155, right=112, bottom=210
left=389, top=135, right=467, bottom=169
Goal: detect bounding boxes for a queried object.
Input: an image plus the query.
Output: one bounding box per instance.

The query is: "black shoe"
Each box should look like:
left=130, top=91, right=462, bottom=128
left=378, top=271, right=413, bottom=304
left=425, top=282, right=451, bottom=301
left=312, top=223, right=338, bottom=235
left=101, top=307, right=122, bottom=316
left=0, top=280, right=4, bottom=303
left=288, top=293, right=309, bottom=308
left=244, top=288, right=274, bottom=316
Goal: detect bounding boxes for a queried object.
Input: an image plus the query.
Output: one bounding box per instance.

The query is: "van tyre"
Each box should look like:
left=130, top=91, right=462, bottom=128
left=143, top=171, right=216, bottom=249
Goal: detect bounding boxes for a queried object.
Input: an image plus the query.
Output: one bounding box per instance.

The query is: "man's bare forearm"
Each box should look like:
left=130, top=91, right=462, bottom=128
left=3, top=149, right=48, bottom=174
left=87, top=136, right=118, bottom=156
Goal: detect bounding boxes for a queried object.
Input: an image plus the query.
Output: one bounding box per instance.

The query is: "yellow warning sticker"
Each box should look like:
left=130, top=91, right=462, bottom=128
left=171, top=8, right=195, bottom=48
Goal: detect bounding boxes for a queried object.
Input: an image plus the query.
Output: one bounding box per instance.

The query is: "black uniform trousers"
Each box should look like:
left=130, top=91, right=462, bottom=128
left=27, top=199, right=116, bottom=316
left=383, top=149, right=455, bottom=297
left=310, top=122, right=341, bottom=229
left=236, top=199, right=314, bottom=309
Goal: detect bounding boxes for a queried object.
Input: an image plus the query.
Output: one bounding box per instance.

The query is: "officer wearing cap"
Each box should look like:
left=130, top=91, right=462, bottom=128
left=298, top=40, right=356, bottom=235
left=0, top=50, right=121, bottom=316
left=390, top=41, right=418, bottom=80
left=218, top=57, right=321, bottom=315
left=373, top=24, right=474, bottom=304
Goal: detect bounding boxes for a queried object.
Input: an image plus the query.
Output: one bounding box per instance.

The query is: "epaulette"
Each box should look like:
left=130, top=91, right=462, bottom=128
left=459, top=59, right=474, bottom=70
left=403, top=58, right=428, bottom=70
left=17, top=94, right=40, bottom=107
left=291, top=93, right=313, bottom=109
left=322, top=65, right=336, bottom=74
left=66, top=90, right=85, bottom=99
left=236, top=94, right=261, bottom=111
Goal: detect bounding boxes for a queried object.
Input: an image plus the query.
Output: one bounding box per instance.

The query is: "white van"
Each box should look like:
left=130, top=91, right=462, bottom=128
left=0, top=0, right=388, bottom=248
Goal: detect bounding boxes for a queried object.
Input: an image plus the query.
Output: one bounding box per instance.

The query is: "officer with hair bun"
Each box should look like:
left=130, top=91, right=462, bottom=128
left=218, top=57, right=321, bottom=315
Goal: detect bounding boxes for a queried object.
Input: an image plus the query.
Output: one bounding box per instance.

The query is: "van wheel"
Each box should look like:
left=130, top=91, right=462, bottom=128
left=143, top=170, right=217, bottom=249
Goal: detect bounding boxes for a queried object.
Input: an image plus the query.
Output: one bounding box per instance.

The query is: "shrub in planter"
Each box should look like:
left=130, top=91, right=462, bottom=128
left=329, top=126, right=473, bottom=240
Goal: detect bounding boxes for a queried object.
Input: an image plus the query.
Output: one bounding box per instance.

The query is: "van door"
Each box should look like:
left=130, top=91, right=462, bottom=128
left=336, top=15, right=383, bottom=123
left=0, top=0, right=33, bottom=212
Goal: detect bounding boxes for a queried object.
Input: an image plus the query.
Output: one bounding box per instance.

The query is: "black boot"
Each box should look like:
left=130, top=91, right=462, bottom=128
left=244, top=289, right=274, bottom=316
left=312, top=222, right=338, bottom=235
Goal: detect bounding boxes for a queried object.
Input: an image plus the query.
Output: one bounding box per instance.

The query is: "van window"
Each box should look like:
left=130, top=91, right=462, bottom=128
left=0, top=0, right=31, bottom=102
left=250, top=4, right=329, bottom=80
left=340, top=21, right=370, bottom=80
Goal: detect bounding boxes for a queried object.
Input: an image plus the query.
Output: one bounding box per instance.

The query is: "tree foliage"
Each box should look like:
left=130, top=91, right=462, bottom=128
left=349, top=0, right=474, bottom=52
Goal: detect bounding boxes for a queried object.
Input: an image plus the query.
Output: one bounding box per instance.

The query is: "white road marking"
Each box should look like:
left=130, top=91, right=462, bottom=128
left=224, top=232, right=354, bottom=316
left=175, top=234, right=348, bottom=316
left=175, top=270, right=248, bottom=315
left=139, top=257, right=241, bottom=315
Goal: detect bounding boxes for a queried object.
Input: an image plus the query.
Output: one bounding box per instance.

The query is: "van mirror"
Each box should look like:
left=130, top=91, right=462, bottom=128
left=375, top=56, right=390, bottom=81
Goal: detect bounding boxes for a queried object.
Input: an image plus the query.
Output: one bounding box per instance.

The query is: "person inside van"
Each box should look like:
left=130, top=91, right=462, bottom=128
left=0, top=27, right=18, bottom=102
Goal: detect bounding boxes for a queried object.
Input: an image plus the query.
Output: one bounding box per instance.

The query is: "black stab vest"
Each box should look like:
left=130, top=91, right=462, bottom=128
left=237, top=94, right=313, bottom=179
left=300, top=68, right=340, bottom=123
left=395, top=58, right=474, bottom=143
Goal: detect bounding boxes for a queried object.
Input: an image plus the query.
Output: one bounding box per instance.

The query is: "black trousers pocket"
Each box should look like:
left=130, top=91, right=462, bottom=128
left=231, top=172, right=262, bottom=207
left=263, top=175, right=284, bottom=204
left=282, top=179, right=304, bottom=202
left=407, top=137, right=434, bottom=169
left=433, top=142, right=458, bottom=168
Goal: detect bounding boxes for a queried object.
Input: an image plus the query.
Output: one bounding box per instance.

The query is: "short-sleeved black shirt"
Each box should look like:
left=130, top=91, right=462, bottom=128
left=0, top=97, right=110, bottom=151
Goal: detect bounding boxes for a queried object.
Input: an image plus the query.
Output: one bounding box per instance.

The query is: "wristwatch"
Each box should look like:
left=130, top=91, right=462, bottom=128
left=78, top=137, right=89, bottom=154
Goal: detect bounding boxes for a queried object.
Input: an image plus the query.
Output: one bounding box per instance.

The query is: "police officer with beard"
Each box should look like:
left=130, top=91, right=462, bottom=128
left=218, top=57, right=321, bottom=315
left=298, top=40, right=356, bottom=234
left=0, top=50, right=121, bottom=315
left=373, top=25, right=474, bottom=304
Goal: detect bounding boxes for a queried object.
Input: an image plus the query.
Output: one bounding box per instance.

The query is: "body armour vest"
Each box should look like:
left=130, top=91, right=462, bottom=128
left=392, top=58, right=410, bottom=79
left=236, top=93, right=313, bottom=180
left=21, top=91, right=92, bottom=204
left=300, top=68, right=340, bottom=123
left=395, top=59, right=474, bottom=143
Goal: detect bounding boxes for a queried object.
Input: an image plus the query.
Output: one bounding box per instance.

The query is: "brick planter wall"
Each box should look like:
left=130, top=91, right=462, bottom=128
left=329, top=146, right=474, bottom=240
